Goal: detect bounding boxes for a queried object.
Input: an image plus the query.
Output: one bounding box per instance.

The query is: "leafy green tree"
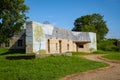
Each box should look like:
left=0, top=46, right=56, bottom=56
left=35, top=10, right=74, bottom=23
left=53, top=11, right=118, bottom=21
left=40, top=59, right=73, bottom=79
left=0, top=0, right=29, bottom=43
left=72, top=13, right=109, bottom=42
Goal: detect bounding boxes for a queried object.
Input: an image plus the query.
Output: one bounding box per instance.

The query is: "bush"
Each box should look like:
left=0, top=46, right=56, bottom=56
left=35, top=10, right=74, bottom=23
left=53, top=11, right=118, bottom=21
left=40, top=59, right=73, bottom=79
left=115, top=47, right=120, bottom=51
left=98, top=39, right=120, bottom=52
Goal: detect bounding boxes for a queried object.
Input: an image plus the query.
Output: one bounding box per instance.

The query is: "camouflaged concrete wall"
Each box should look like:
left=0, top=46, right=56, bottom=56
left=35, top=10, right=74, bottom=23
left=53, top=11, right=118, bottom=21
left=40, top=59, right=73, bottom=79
left=32, top=22, right=46, bottom=53
left=26, top=22, right=33, bottom=53
left=26, top=21, right=50, bottom=53
left=46, top=38, right=76, bottom=54
left=26, top=21, right=97, bottom=53
left=89, top=32, right=97, bottom=51
left=0, top=30, right=25, bottom=50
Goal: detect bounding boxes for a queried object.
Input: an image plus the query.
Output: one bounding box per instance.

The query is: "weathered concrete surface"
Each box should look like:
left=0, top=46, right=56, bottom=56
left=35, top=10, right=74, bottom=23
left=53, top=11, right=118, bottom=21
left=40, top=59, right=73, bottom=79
left=61, top=54, right=120, bottom=80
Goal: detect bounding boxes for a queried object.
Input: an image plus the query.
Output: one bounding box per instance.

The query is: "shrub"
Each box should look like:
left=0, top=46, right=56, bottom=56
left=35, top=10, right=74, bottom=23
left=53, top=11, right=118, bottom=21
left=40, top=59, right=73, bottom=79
left=98, top=39, right=120, bottom=52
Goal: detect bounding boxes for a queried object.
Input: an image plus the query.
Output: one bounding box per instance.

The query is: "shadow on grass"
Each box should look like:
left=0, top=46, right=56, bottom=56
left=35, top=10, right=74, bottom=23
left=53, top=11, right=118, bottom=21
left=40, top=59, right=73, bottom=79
left=0, top=49, right=25, bottom=55
left=0, top=49, right=35, bottom=60
left=6, top=55, right=35, bottom=60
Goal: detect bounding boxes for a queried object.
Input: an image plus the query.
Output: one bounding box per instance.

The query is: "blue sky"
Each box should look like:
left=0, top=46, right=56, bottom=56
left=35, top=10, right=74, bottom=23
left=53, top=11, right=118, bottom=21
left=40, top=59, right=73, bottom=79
left=25, top=0, right=120, bottom=39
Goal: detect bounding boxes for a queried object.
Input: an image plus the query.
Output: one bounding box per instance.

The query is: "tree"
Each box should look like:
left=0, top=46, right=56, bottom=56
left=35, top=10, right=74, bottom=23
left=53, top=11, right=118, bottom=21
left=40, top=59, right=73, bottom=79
left=34, top=25, right=44, bottom=52
left=72, top=13, right=109, bottom=42
left=0, top=0, right=29, bottom=43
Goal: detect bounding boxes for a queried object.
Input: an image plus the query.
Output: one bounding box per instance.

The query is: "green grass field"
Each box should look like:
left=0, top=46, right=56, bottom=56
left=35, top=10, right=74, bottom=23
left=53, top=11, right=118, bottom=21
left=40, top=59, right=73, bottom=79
left=92, top=50, right=120, bottom=60
left=0, top=48, right=108, bottom=80
left=103, top=52, right=120, bottom=60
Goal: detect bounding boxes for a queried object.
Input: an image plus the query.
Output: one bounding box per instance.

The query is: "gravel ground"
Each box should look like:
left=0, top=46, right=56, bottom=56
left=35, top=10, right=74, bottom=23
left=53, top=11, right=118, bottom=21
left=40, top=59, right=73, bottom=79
left=61, top=54, right=120, bottom=80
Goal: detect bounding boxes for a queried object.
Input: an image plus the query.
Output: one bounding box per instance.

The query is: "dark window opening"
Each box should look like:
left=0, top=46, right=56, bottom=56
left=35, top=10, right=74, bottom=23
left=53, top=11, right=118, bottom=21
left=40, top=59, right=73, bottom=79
left=48, top=39, right=50, bottom=53
left=59, top=40, right=62, bottom=53
left=79, top=44, right=84, bottom=48
left=56, top=43, right=58, bottom=51
left=18, top=40, right=23, bottom=47
left=67, top=44, right=69, bottom=50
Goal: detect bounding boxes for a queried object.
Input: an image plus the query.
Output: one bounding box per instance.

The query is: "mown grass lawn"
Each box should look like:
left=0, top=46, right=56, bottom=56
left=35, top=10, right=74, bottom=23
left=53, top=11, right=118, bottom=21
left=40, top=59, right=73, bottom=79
left=103, top=52, right=120, bottom=60
left=93, top=50, right=120, bottom=60
left=0, top=48, right=108, bottom=80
